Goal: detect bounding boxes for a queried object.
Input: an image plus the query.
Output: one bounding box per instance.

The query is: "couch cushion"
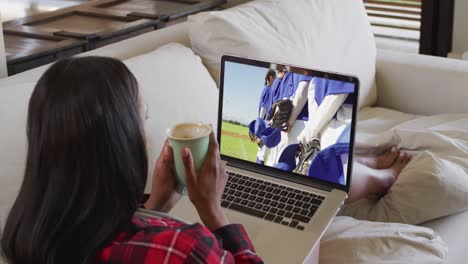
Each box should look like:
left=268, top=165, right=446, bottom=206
left=422, top=210, right=468, bottom=264
left=342, top=108, right=468, bottom=226
left=121, top=43, right=219, bottom=192
left=0, top=82, right=35, bottom=227
left=342, top=152, right=468, bottom=225
left=188, top=0, right=377, bottom=109
left=321, top=216, right=448, bottom=264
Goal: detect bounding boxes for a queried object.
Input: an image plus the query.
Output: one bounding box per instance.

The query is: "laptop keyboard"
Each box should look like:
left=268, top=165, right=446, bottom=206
left=221, top=171, right=325, bottom=231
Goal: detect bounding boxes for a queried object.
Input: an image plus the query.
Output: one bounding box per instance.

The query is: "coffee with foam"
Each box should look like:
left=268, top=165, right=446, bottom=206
left=169, top=123, right=211, bottom=140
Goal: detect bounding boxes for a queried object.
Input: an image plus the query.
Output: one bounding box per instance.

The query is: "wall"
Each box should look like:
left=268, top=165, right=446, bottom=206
left=452, top=0, right=468, bottom=55
left=0, top=11, right=7, bottom=78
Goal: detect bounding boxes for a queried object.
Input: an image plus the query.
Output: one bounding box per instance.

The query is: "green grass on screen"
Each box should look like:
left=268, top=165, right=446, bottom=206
left=220, top=121, right=257, bottom=162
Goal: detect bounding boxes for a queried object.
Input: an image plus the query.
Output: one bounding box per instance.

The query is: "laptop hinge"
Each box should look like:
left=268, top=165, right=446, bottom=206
left=226, top=161, right=334, bottom=192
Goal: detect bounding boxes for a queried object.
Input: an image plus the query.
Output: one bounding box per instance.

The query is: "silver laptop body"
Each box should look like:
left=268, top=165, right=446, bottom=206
left=170, top=55, right=360, bottom=263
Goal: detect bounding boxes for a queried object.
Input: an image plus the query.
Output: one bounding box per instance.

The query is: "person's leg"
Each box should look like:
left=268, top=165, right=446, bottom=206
left=288, top=120, right=306, bottom=145
left=347, top=152, right=411, bottom=203
left=265, top=146, right=277, bottom=167
left=297, top=80, right=318, bottom=145
left=256, top=145, right=267, bottom=164
left=354, top=146, right=400, bottom=169
left=265, top=132, right=288, bottom=167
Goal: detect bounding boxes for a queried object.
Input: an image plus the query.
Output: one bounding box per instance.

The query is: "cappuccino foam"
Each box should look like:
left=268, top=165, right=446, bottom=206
left=169, top=123, right=211, bottom=140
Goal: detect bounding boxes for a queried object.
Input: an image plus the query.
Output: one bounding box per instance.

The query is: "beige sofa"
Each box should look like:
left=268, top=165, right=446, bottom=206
left=1, top=7, right=468, bottom=264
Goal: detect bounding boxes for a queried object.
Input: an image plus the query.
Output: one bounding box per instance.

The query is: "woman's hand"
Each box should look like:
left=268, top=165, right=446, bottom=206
left=144, top=139, right=181, bottom=213
left=182, top=131, right=229, bottom=231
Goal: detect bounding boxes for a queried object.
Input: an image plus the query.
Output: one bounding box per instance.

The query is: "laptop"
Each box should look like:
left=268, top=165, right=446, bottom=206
left=170, top=55, right=359, bottom=263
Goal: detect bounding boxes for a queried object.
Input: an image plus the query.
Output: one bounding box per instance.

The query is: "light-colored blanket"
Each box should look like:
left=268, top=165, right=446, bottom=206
left=320, top=216, right=447, bottom=264
left=343, top=107, right=468, bottom=225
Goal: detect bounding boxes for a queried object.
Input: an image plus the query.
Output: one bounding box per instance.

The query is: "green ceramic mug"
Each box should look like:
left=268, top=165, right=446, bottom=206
left=167, top=122, right=211, bottom=194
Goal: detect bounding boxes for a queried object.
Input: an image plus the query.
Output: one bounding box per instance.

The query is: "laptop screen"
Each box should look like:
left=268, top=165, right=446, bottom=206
left=219, top=56, right=358, bottom=189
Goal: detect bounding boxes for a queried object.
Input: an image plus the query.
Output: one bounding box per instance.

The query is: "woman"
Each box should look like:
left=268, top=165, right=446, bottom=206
left=1, top=57, right=263, bottom=264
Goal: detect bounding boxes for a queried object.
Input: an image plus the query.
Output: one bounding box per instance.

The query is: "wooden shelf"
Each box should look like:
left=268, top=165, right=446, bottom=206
left=3, top=0, right=226, bottom=75
left=4, top=29, right=86, bottom=74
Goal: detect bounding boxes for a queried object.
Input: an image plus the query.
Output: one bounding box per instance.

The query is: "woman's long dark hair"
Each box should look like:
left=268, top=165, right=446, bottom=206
left=1, top=57, right=148, bottom=264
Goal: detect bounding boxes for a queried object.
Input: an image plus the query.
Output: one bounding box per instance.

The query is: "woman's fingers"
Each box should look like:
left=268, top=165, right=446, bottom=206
left=182, top=147, right=197, bottom=187
left=208, top=130, right=219, bottom=155
left=180, top=132, right=230, bottom=230
left=156, top=139, right=169, bottom=163
left=163, top=140, right=173, bottom=162
left=220, top=165, right=228, bottom=186
left=204, top=131, right=221, bottom=172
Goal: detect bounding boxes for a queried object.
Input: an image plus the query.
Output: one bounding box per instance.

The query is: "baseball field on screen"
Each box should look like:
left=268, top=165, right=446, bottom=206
left=220, top=121, right=257, bottom=162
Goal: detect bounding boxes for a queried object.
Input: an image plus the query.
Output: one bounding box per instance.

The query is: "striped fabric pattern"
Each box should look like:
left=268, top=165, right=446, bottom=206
left=96, top=215, right=263, bottom=263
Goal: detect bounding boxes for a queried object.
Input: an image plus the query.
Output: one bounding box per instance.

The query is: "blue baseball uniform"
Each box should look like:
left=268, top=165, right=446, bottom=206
left=269, top=78, right=284, bottom=108
left=314, top=77, right=355, bottom=107
left=258, top=85, right=271, bottom=118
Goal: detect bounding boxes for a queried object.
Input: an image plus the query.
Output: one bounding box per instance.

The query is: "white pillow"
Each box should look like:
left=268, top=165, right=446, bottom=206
left=0, top=82, right=35, bottom=227
left=321, top=216, right=448, bottom=264
left=123, top=43, right=219, bottom=192
left=341, top=151, right=468, bottom=225
left=343, top=111, right=468, bottom=225
left=188, top=0, right=377, bottom=109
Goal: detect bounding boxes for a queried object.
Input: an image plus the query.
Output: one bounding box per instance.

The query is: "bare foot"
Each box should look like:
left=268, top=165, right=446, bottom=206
left=346, top=153, right=413, bottom=203
left=356, top=146, right=400, bottom=169
left=372, top=152, right=412, bottom=197
left=388, top=152, right=412, bottom=180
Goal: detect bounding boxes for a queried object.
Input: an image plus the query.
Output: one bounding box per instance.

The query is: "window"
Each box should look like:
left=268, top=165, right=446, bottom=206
left=364, top=0, right=455, bottom=57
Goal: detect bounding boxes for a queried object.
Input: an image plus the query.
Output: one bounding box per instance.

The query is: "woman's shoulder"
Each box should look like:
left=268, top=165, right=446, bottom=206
left=96, top=215, right=218, bottom=263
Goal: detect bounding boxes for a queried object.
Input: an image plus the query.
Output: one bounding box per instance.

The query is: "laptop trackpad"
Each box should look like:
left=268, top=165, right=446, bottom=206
left=170, top=197, right=263, bottom=237
left=225, top=210, right=264, bottom=237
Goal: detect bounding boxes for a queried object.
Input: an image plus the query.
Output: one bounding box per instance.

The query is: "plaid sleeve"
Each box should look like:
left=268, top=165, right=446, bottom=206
left=184, top=224, right=263, bottom=264
left=97, top=216, right=263, bottom=264
left=213, top=224, right=263, bottom=264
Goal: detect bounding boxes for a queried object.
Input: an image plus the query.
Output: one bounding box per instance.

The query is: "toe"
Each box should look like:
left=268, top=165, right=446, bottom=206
left=407, top=153, right=414, bottom=161
left=406, top=154, right=412, bottom=163
left=385, top=146, right=399, bottom=163
left=389, top=146, right=400, bottom=160
left=401, top=152, right=412, bottom=165
left=399, top=153, right=406, bottom=163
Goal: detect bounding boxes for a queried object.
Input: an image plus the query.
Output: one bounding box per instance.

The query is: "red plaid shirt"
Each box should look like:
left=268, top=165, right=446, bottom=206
left=96, top=214, right=263, bottom=263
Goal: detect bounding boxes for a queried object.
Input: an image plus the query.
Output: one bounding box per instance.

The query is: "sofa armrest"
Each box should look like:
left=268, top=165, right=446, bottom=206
left=0, top=12, right=7, bottom=79
left=375, top=49, right=468, bottom=115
